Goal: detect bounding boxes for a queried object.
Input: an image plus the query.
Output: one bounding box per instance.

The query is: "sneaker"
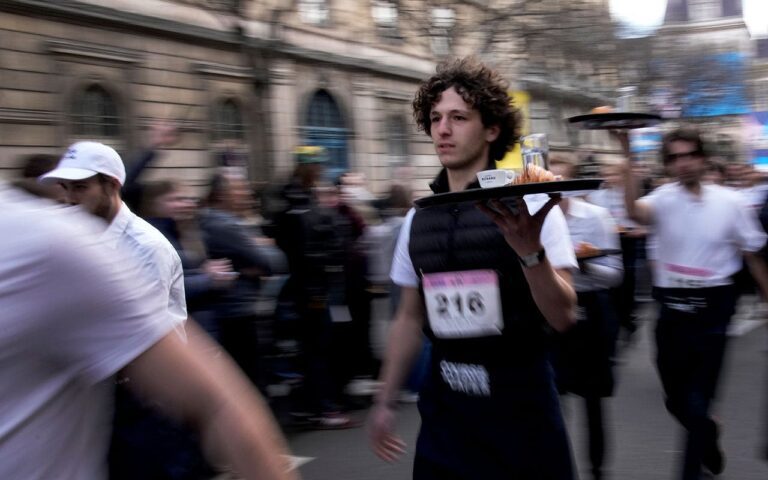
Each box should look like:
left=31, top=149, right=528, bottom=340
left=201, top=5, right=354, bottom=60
left=309, top=412, right=360, bottom=430
left=702, top=419, right=725, bottom=475
left=398, top=391, right=420, bottom=404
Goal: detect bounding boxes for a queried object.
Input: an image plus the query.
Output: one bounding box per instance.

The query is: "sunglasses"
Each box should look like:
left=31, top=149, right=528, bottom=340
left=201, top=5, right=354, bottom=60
left=665, top=150, right=702, bottom=162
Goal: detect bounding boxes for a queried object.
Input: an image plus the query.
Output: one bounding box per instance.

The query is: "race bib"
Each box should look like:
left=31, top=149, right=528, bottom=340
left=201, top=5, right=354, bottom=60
left=662, top=263, right=715, bottom=289
left=423, top=270, right=503, bottom=338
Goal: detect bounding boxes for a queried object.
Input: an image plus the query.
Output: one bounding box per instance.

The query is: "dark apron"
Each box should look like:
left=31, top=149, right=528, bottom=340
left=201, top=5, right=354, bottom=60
left=414, top=334, right=574, bottom=480
left=552, top=290, right=619, bottom=398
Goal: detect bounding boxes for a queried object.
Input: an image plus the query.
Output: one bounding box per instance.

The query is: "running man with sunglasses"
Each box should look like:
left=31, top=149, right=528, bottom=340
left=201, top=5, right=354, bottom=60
left=622, top=127, right=768, bottom=480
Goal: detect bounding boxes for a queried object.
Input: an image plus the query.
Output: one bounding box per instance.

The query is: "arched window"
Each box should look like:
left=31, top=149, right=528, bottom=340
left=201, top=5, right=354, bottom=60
left=71, top=84, right=120, bottom=138
left=386, top=115, right=408, bottom=165
left=213, top=99, right=244, bottom=141
left=301, top=90, right=349, bottom=178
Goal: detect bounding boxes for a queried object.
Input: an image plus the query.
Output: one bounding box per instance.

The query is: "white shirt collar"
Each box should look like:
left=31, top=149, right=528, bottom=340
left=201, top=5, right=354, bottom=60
left=100, top=202, right=132, bottom=249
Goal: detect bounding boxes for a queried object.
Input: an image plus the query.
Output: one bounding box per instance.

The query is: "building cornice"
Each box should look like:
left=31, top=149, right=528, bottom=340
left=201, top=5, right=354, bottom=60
left=47, top=40, right=143, bottom=64
left=0, top=108, right=58, bottom=125
left=192, top=61, right=252, bottom=79
left=521, top=76, right=612, bottom=105
left=660, top=17, right=748, bottom=35
left=0, top=0, right=432, bottom=82
left=1, top=0, right=240, bottom=46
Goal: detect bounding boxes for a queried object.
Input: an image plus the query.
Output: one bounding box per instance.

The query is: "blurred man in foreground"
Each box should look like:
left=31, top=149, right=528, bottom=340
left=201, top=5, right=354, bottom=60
left=0, top=181, right=297, bottom=480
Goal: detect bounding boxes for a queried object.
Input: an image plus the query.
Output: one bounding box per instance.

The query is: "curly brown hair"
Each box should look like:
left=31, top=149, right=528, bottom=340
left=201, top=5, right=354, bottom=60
left=413, top=57, right=520, bottom=162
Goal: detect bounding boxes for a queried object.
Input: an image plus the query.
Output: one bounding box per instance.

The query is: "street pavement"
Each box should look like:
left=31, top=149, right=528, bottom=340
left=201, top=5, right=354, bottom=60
left=283, top=299, right=768, bottom=480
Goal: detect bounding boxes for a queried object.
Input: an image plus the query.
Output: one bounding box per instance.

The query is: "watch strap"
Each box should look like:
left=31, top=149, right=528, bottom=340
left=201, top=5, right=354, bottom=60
left=519, top=248, right=546, bottom=268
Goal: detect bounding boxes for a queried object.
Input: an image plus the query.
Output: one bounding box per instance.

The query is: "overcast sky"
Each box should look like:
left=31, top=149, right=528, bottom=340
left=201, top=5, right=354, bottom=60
left=610, top=0, right=768, bottom=38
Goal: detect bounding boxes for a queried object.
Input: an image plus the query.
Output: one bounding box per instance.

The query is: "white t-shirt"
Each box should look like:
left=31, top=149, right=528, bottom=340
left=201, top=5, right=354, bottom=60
left=391, top=196, right=577, bottom=288
left=642, top=182, right=767, bottom=289
left=0, top=186, right=176, bottom=480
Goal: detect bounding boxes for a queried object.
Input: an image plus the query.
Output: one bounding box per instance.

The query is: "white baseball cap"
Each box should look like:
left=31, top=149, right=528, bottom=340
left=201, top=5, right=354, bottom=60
left=39, top=141, right=126, bottom=185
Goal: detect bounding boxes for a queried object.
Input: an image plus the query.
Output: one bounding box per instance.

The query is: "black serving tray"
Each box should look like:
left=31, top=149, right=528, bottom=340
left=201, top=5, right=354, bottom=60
left=414, top=179, right=603, bottom=209
left=567, top=112, right=662, bottom=130
left=576, top=248, right=623, bottom=260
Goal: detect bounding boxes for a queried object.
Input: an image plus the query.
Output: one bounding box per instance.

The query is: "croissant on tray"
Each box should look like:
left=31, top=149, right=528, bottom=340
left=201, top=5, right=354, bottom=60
left=509, top=164, right=557, bottom=185
left=575, top=242, right=600, bottom=258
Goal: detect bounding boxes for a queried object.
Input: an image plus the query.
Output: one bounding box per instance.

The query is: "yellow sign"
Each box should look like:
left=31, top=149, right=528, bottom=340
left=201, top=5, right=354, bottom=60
left=496, top=91, right=530, bottom=171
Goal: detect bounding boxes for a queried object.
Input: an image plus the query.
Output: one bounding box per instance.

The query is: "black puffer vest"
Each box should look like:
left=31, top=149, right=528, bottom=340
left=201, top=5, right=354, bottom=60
left=410, top=168, right=553, bottom=377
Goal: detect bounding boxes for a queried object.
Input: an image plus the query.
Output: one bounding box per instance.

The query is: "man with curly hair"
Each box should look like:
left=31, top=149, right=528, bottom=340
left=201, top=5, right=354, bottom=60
left=368, top=57, right=578, bottom=479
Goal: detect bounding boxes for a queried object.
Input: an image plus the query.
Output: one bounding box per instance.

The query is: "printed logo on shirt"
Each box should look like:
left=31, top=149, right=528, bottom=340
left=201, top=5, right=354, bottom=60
left=440, top=360, right=491, bottom=397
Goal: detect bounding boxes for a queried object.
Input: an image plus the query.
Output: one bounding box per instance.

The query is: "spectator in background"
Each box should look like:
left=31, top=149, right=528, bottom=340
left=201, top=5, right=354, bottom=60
left=122, top=121, right=180, bottom=210
left=703, top=158, right=727, bottom=186
left=315, top=180, right=378, bottom=403
left=274, top=147, right=357, bottom=429
left=199, top=168, right=273, bottom=391
left=338, top=171, right=379, bottom=226
left=139, top=180, right=237, bottom=340
left=13, top=153, right=64, bottom=201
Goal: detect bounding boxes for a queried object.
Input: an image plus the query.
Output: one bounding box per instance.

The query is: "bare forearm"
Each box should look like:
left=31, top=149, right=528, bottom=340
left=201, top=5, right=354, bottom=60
left=623, top=166, right=645, bottom=225
left=523, top=263, right=576, bottom=332
left=126, top=326, right=298, bottom=480
left=199, top=384, right=297, bottom=480
left=375, top=313, right=425, bottom=407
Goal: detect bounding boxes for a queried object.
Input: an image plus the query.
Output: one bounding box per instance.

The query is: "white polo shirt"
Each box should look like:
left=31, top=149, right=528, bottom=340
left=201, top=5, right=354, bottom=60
left=563, top=198, right=623, bottom=293
left=642, top=182, right=767, bottom=289
left=100, top=203, right=187, bottom=328
left=0, top=185, right=175, bottom=480
left=391, top=196, right=577, bottom=288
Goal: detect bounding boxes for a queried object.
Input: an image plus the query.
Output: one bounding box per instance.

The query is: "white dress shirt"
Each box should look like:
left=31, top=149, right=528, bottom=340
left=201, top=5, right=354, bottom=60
left=642, top=182, right=767, bottom=289
left=563, top=198, right=623, bottom=292
left=100, top=202, right=187, bottom=328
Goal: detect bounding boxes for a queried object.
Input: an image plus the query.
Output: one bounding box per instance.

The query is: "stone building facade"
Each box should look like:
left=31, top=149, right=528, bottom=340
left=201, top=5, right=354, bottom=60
left=0, top=0, right=620, bottom=196
left=643, top=0, right=765, bottom=163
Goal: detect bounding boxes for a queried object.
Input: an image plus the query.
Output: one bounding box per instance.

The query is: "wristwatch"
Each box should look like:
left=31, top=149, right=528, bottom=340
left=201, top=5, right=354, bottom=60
left=519, top=248, right=546, bottom=268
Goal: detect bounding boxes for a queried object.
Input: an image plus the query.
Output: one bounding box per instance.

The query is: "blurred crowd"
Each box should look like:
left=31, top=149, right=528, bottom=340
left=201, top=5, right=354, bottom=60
left=15, top=123, right=415, bottom=427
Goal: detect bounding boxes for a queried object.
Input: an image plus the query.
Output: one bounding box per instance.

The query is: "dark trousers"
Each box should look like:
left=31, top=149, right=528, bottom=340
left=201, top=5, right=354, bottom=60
left=413, top=455, right=465, bottom=480
left=219, top=315, right=264, bottom=392
left=654, top=286, right=736, bottom=480
left=297, top=304, right=336, bottom=414
left=616, top=235, right=644, bottom=335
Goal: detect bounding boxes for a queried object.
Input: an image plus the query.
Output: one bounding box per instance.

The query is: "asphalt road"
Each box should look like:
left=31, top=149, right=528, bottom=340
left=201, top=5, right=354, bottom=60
left=285, top=300, right=768, bottom=480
